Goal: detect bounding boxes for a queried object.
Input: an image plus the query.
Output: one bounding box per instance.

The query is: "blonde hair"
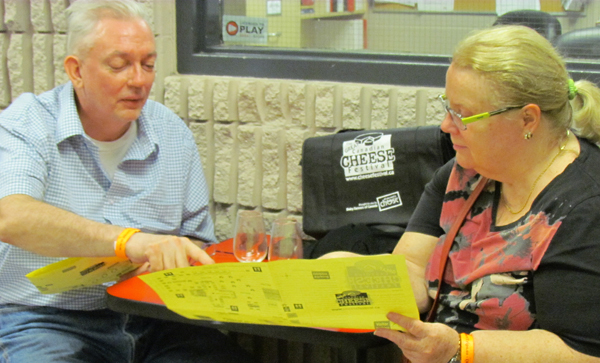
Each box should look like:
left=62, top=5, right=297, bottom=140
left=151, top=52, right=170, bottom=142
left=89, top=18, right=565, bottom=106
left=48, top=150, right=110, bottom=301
left=65, top=0, right=151, bottom=58
left=452, top=25, right=600, bottom=143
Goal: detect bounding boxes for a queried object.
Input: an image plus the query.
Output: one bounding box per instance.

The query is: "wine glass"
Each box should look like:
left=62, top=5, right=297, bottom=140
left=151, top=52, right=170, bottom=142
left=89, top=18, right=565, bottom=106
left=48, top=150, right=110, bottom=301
left=268, top=217, right=303, bottom=261
left=199, top=241, right=217, bottom=257
left=233, top=210, right=268, bottom=263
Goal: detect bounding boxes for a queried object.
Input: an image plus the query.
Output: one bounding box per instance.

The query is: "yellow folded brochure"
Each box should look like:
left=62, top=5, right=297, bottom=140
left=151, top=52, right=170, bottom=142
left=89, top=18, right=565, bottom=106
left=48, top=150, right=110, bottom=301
left=26, top=256, right=139, bottom=294
left=140, top=254, right=419, bottom=330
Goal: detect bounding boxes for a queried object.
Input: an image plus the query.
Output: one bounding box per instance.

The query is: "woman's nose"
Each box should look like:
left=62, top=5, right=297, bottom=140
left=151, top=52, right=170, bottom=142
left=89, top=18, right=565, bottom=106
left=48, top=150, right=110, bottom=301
left=440, top=112, right=458, bottom=134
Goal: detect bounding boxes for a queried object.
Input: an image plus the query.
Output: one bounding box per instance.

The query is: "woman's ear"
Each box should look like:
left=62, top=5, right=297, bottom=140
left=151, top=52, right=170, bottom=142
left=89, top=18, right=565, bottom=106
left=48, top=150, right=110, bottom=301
left=521, top=103, right=542, bottom=133
left=64, top=55, right=83, bottom=88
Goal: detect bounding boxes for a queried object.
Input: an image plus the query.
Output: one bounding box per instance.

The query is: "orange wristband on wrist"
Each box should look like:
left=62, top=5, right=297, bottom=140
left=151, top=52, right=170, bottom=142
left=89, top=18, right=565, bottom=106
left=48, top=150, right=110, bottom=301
left=114, top=228, right=141, bottom=259
left=460, top=333, right=474, bottom=363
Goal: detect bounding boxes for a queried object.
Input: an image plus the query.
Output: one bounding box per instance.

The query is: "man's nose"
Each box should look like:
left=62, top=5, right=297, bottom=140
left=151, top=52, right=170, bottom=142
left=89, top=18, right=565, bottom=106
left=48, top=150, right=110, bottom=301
left=128, top=64, right=152, bottom=87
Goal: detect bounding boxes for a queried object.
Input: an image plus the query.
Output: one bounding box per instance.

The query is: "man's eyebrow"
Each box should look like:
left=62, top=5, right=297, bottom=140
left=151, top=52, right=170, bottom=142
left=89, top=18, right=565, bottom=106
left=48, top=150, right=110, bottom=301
left=106, top=50, right=158, bottom=59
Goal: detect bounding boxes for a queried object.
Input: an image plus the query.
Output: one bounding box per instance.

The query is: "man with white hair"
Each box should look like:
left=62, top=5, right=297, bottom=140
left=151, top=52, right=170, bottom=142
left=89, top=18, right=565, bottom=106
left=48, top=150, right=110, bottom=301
left=0, top=1, right=258, bottom=361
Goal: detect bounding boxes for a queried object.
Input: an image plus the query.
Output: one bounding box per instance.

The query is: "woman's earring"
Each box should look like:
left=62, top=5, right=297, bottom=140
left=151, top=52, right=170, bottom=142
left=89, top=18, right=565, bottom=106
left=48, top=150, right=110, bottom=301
left=524, top=132, right=533, bottom=140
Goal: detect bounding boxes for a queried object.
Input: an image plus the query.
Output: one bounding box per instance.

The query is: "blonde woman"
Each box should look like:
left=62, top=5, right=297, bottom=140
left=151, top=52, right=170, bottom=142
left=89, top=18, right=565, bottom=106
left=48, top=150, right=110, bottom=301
left=327, top=25, right=600, bottom=362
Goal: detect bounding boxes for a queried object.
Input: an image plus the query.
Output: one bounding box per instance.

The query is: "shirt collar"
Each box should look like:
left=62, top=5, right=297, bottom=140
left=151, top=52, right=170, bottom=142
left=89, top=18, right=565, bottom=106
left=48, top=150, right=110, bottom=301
left=55, top=82, right=86, bottom=143
left=127, top=107, right=159, bottom=161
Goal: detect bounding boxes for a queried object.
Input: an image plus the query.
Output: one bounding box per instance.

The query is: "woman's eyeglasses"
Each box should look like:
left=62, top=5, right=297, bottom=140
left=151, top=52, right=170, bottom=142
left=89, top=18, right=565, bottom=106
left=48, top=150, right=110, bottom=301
left=438, top=94, right=525, bottom=130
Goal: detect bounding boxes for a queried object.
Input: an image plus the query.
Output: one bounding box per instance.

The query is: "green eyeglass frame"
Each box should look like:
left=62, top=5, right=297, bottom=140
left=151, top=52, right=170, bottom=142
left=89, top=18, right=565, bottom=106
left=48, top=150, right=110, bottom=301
left=438, top=94, right=525, bottom=130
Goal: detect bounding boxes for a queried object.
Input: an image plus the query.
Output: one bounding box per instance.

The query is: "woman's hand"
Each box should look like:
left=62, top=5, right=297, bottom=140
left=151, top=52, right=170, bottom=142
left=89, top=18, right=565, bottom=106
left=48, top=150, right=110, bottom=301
left=374, top=312, right=459, bottom=363
left=317, top=251, right=363, bottom=259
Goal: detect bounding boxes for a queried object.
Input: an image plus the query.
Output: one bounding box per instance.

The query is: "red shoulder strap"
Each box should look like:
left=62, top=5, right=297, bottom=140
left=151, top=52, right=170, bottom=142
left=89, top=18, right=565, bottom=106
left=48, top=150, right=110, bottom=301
left=425, top=176, right=489, bottom=322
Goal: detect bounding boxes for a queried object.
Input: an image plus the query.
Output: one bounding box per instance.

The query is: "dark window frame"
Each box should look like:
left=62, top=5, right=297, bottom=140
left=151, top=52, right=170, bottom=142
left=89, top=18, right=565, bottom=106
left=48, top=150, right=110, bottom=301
left=176, top=0, right=600, bottom=88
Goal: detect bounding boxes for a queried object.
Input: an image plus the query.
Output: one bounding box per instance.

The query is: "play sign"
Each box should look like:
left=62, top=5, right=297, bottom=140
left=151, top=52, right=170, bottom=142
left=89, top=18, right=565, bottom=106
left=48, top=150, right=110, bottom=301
left=223, top=16, right=268, bottom=44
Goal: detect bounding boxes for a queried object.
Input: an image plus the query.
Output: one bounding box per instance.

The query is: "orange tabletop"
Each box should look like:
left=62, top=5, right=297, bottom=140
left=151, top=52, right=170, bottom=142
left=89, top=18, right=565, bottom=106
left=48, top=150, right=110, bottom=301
left=106, top=238, right=378, bottom=335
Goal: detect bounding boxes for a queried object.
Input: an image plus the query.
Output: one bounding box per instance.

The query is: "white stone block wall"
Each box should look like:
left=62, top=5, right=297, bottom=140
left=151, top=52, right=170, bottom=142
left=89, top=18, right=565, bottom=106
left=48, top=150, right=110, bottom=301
left=179, top=74, right=443, bottom=240
left=0, top=0, right=445, bottom=242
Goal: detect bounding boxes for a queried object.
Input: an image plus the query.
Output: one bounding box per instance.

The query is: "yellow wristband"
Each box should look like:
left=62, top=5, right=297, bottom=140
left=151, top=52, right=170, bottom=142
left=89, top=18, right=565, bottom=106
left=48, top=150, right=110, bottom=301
left=460, top=333, right=474, bottom=363
left=114, top=228, right=141, bottom=259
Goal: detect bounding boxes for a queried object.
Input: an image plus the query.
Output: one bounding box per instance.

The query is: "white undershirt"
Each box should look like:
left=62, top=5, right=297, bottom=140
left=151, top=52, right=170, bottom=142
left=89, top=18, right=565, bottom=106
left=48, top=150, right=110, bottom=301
left=87, top=121, right=138, bottom=180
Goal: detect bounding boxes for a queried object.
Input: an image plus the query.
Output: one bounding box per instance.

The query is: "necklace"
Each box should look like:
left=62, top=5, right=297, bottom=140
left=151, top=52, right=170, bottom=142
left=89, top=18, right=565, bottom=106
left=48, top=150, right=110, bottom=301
left=502, top=133, right=572, bottom=215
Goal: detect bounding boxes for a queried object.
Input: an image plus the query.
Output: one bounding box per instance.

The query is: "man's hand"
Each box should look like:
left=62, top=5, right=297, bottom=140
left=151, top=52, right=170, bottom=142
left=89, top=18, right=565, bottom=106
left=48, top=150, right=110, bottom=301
left=125, top=233, right=215, bottom=272
left=118, top=262, right=150, bottom=281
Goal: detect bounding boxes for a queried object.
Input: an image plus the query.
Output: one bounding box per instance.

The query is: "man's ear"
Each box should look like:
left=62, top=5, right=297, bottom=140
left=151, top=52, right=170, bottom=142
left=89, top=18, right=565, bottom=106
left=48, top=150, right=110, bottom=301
left=64, top=55, right=83, bottom=88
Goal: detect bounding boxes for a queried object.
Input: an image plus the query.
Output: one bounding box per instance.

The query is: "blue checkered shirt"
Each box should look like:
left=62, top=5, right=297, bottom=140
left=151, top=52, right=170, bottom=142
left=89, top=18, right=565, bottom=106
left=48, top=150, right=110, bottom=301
left=0, top=82, right=216, bottom=310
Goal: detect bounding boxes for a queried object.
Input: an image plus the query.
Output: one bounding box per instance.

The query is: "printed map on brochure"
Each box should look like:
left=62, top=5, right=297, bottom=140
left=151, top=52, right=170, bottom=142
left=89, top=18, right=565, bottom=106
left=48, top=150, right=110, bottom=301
left=26, top=256, right=139, bottom=294
left=140, top=255, right=419, bottom=330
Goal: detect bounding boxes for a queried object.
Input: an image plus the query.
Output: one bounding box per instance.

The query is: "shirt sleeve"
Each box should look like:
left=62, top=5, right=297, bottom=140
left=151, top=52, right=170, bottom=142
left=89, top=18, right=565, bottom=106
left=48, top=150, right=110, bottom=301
left=0, top=106, right=48, bottom=200
left=534, top=196, right=600, bottom=358
left=405, top=159, right=454, bottom=237
left=179, top=129, right=217, bottom=244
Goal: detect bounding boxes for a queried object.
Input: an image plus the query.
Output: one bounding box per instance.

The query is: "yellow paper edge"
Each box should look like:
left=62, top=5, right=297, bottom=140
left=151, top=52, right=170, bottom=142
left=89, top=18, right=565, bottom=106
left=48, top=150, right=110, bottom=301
left=26, top=256, right=139, bottom=294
